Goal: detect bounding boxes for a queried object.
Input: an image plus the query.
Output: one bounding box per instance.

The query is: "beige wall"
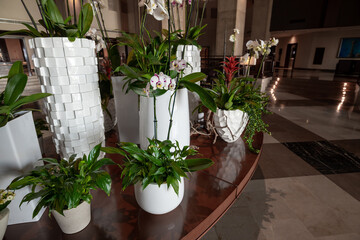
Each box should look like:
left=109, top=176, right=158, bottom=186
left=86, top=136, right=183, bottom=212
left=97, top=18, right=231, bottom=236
left=275, top=27, right=360, bottom=70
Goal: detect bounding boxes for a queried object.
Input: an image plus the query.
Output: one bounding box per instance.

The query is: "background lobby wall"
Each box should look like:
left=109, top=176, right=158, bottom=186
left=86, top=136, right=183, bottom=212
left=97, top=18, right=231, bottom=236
left=275, top=27, right=360, bottom=71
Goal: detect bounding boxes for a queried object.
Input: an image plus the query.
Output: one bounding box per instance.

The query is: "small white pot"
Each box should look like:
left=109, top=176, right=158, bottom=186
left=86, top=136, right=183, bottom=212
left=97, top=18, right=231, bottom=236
left=0, top=208, right=9, bottom=239
left=103, top=98, right=117, bottom=132
left=214, top=109, right=249, bottom=143
left=134, top=178, right=184, bottom=215
left=52, top=201, right=91, bottom=234
left=139, top=88, right=189, bottom=149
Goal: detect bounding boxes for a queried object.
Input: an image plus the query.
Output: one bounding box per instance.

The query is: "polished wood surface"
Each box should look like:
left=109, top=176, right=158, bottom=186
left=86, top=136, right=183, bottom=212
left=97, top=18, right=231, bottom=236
left=4, top=133, right=263, bottom=240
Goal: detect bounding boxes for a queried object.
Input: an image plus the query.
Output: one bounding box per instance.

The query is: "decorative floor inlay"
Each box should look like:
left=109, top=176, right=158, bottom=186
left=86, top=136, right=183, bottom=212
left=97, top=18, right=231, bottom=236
left=283, top=141, right=360, bottom=174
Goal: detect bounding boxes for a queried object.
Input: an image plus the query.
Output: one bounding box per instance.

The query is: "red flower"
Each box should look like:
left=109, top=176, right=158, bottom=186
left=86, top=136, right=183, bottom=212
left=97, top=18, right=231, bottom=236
left=222, top=56, right=239, bottom=85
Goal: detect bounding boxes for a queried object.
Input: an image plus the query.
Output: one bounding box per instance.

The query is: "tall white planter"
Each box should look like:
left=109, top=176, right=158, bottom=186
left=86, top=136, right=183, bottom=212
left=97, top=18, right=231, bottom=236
left=112, top=76, right=139, bottom=143
left=214, top=109, right=249, bottom=143
left=52, top=201, right=91, bottom=234
left=29, top=37, right=105, bottom=159
left=139, top=88, right=189, bottom=149
left=134, top=178, right=184, bottom=215
left=0, top=112, right=45, bottom=224
left=176, top=45, right=202, bottom=123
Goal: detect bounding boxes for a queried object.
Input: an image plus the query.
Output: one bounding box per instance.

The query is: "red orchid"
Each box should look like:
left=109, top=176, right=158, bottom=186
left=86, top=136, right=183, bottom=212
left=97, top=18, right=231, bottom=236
left=222, top=56, right=239, bottom=87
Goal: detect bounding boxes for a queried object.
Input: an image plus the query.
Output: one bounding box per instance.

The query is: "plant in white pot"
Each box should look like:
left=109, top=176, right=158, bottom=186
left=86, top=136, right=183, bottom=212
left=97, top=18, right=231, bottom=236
left=102, top=139, right=213, bottom=215
left=0, top=190, right=15, bottom=239
left=0, top=61, right=51, bottom=224
left=1, top=0, right=105, bottom=159
left=7, top=144, right=114, bottom=234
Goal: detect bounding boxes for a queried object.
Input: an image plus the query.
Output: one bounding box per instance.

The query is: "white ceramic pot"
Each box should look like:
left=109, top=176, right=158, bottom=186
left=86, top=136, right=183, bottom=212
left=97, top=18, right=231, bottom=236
left=0, top=208, right=9, bottom=239
left=52, top=201, right=91, bottom=234
left=29, top=37, right=105, bottom=159
left=112, top=76, right=139, bottom=143
left=214, top=109, right=249, bottom=143
left=139, top=88, right=189, bottom=149
left=134, top=177, right=184, bottom=215
left=176, top=45, right=202, bottom=123
left=103, top=98, right=117, bottom=132
left=0, top=112, right=45, bottom=224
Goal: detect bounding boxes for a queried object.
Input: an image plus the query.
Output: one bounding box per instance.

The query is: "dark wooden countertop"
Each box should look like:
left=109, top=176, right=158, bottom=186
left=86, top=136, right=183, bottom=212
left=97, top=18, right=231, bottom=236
left=4, top=133, right=263, bottom=240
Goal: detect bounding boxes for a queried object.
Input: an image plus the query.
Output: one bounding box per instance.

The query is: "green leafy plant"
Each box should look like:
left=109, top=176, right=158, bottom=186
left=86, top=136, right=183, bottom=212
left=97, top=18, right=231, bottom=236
left=8, top=144, right=115, bottom=218
left=34, top=118, right=49, bottom=138
left=0, top=0, right=93, bottom=41
left=101, top=139, right=213, bottom=195
left=0, top=61, right=51, bottom=127
left=206, top=57, right=270, bottom=153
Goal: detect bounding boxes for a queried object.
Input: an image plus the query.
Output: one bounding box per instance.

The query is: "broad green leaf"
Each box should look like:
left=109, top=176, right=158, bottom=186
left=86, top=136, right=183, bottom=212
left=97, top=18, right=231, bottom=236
left=101, top=147, right=126, bottom=156
left=167, top=175, right=179, bottom=195
left=44, top=0, right=64, bottom=24
left=180, top=80, right=217, bottom=112
left=94, top=171, right=112, bottom=195
left=185, top=158, right=214, bottom=172
left=7, top=61, right=24, bottom=80
left=90, top=158, right=115, bottom=172
left=10, top=93, right=51, bottom=111
left=78, top=3, right=93, bottom=36
left=170, top=162, right=187, bottom=177
left=41, top=158, right=59, bottom=164
left=21, top=23, right=42, bottom=37
left=3, top=73, right=27, bottom=105
left=181, top=72, right=206, bottom=83
left=88, top=144, right=101, bottom=163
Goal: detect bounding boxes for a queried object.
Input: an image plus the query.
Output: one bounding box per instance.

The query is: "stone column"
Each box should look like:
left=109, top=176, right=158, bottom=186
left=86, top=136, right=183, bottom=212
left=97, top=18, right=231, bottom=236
left=216, top=0, right=247, bottom=56
left=250, top=0, right=273, bottom=40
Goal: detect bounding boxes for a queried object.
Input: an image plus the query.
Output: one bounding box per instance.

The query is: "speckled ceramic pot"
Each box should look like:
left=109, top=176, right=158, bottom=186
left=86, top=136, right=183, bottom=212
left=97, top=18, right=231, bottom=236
left=214, top=109, right=249, bottom=143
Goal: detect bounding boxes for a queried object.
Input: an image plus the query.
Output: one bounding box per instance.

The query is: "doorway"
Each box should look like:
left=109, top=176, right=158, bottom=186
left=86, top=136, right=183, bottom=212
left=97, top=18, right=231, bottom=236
left=284, top=43, right=297, bottom=69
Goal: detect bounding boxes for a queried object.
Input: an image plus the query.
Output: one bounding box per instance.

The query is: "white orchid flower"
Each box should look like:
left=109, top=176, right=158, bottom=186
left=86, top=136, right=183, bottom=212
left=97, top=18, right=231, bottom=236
left=229, top=34, right=236, bottom=43
left=85, top=28, right=97, bottom=40
left=246, top=40, right=260, bottom=50
left=170, top=59, right=187, bottom=73
left=269, top=37, right=279, bottom=46
left=152, top=0, right=169, bottom=20
left=234, top=28, right=240, bottom=34
left=145, top=0, right=157, bottom=15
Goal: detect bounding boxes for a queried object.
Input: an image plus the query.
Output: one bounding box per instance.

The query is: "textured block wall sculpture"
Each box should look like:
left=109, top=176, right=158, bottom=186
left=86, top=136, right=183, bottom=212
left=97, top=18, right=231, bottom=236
left=29, top=37, right=105, bottom=159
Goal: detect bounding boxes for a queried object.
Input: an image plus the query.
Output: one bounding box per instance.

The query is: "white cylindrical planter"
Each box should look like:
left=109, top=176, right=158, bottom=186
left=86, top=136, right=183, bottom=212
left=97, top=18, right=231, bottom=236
left=29, top=37, right=105, bottom=159
left=176, top=45, right=202, bottom=124
left=139, top=88, right=189, bottom=149
left=0, top=112, right=45, bottom=224
left=52, top=201, right=91, bottom=234
left=134, top=178, right=184, bottom=215
left=112, top=76, right=139, bottom=143
left=214, top=109, right=249, bottom=143
left=0, top=208, right=9, bottom=239
left=103, top=98, right=117, bottom=132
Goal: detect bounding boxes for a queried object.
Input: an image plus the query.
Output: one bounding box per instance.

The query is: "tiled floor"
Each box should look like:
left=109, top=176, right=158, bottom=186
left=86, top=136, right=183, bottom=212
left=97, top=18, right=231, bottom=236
left=204, top=69, right=360, bottom=240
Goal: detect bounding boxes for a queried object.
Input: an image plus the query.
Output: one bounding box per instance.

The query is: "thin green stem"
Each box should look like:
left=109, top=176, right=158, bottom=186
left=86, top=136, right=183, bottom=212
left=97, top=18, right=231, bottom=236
left=21, top=0, right=38, bottom=31
left=99, top=8, right=109, bottom=41
left=153, top=96, right=158, bottom=140
left=66, top=0, right=71, bottom=23
left=176, top=5, right=181, bottom=32
left=194, top=0, right=200, bottom=27
left=185, top=1, right=194, bottom=39
left=73, top=0, right=77, bottom=24
left=167, top=74, right=181, bottom=140
left=199, top=0, right=207, bottom=27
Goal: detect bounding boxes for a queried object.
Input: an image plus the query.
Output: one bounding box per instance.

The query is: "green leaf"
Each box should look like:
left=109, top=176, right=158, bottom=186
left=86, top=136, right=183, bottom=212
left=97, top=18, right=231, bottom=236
left=170, top=162, right=187, bottom=177
left=9, top=93, right=52, bottom=112
left=180, top=80, right=217, bottom=112
left=181, top=72, right=206, bottom=83
left=167, top=175, right=179, bottom=195
left=3, top=73, right=27, bottom=105
left=101, top=147, right=126, bottom=156
left=78, top=3, right=93, bottom=36
left=94, top=171, right=112, bottom=195
left=185, top=158, right=214, bottom=172
left=88, top=144, right=101, bottom=163
left=32, top=196, right=48, bottom=219
left=154, top=167, right=166, bottom=175
left=90, top=158, right=115, bottom=172
left=21, top=23, right=42, bottom=37
left=7, top=61, right=24, bottom=80
left=43, top=0, right=64, bottom=24
left=41, top=158, right=59, bottom=164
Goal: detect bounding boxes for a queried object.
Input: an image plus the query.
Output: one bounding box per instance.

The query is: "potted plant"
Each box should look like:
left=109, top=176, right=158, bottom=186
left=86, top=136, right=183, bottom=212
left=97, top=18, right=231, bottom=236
left=8, top=144, right=114, bottom=234
left=115, top=0, right=216, bottom=149
left=1, top=0, right=105, bottom=159
left=204, top=37, right=279, bottom=152
left=0, top=190, right=15, bottom=239
left=102, top=138, right=213, bottom=214
left=0, top=61, right=50, bottom=224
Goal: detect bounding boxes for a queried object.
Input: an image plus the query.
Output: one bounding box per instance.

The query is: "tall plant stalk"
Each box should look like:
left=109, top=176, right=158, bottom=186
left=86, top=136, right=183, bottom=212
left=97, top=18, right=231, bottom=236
left=153, top=96, right=158, bottom=139
left=20, top=0, right=38, bottom=31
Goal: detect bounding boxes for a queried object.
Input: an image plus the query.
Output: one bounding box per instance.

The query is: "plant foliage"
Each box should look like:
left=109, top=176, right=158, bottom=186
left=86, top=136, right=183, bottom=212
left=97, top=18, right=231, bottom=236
left=0, top=61, right=51, bottom=127
left=101, top=139, right=213, bottom=195
left=8, top=144, right=115, bottom=218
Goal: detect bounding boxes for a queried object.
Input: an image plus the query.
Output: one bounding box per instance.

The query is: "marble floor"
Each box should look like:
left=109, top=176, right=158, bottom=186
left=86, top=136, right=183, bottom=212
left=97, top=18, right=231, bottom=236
left=204, top=70, right=360, bottom=240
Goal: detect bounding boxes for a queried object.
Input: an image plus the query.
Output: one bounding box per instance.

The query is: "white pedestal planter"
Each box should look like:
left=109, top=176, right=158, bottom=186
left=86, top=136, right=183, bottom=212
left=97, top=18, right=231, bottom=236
left=134, top=178, right=184, bottom=215
left=112, top=76, right=139, bottom=143
left=103, top=98, right=117, bottom=132
left=139, top=88, right=189, bottom=149
left=176, top=45, right=202, bottom=123
left=214, top=109, right=249, bottom=143
left=0, top=208, right=9, bottom=240
left=29, top=37, right=105, bottom=159
left=0, top=112, right=45, bottom=224
left=52, top=201, right=91, bottom=234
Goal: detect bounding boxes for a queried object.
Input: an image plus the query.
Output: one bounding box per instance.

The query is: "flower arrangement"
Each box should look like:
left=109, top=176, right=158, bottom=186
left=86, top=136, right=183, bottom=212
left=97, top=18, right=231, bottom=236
left=8, top=144, right=114, bottom=218
left=0, top=190, right=15, bottom=212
